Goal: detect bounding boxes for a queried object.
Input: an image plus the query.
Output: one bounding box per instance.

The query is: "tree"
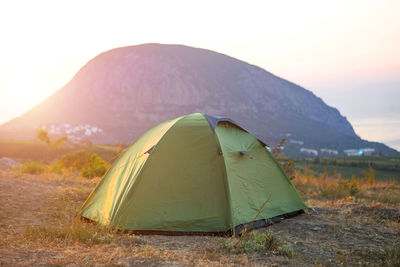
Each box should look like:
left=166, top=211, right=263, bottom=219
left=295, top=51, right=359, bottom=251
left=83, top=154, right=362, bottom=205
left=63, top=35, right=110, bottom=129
left=35, top=127, right=68, bottom=150
left=36, top=127, right=51, bottom=146
left=53, top=136, right=68, bottom=148
left=271, top=138, right=296, bottom=180
left=271, top=138, right=286, bottom=159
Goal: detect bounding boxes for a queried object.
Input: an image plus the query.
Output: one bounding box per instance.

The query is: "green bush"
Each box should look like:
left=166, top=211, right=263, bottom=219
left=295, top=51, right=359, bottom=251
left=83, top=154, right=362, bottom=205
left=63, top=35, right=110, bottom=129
left=59, top=151, right=93, bottom=170
left=20, top=161, right=46, bottom=174
left=349, top=176, right=360, bottom=196
left=81, top=153, right=110, bottom=178
left=50, top=162, right=63, bottom=174
left=57, top=151, right=110, bottom=178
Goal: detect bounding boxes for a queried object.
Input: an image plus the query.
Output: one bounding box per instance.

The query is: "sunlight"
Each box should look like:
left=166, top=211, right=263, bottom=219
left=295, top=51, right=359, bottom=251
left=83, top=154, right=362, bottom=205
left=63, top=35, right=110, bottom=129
left=0, top=0, right=399, bottom=147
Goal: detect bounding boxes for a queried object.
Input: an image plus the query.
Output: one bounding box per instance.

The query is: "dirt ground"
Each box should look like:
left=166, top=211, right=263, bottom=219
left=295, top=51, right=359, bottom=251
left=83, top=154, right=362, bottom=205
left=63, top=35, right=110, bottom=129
left=0, top=170, right=399, bottom=266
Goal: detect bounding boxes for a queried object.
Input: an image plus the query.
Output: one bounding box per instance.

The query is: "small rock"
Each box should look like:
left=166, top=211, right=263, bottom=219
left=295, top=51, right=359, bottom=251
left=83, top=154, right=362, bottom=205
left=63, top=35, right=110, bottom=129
left=0, top=157, right=20, bottom=170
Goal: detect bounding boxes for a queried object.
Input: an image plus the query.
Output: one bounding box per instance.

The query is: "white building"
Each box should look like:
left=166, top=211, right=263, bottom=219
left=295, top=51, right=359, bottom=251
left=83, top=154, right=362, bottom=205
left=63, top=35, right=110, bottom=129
left=300, top=148, right=318, bottom=156
left=343, top=148, right=376, bottom=156
left=344, top=149, right=361, bottom=156
left=320, top=148, right=338, bottom=155
left=289, top=139, right=304, bottom=145
left=360, top=148, right=375, bottom=155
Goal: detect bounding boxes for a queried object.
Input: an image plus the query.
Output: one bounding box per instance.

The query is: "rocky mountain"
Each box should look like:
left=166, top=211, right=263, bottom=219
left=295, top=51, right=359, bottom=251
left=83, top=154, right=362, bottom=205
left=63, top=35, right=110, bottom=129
left=0, top=43, right=396, bottom=156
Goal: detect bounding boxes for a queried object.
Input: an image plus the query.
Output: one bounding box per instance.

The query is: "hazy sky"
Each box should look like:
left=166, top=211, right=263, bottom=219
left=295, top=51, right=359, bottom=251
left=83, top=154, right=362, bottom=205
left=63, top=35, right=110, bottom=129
left=0, top=0, right=399, bottom=148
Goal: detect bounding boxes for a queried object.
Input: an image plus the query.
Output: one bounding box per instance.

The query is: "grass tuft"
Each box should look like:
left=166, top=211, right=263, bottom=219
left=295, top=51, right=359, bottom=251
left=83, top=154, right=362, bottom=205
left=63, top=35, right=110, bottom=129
left=376, top=246, right=400, bottom=266
left=20, top=160, right=47, bottom=174
left=216, top=230, right=296, bottom=258
left=24, top=218, right=114, bottom=245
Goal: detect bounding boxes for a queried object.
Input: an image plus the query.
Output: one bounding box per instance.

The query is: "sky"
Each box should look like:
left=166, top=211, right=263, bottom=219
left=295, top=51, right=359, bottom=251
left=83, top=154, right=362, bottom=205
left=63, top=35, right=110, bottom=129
left=0, top=0, right=399, bottom=149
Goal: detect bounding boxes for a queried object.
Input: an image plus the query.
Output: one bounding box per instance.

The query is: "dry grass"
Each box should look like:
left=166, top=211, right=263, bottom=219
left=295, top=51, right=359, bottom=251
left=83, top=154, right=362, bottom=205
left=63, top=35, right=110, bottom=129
left=292, top=168, right=400, bottom=205
left=0, top=168, right=399, bottom=266
left=24, top=219, right=114, bottom=246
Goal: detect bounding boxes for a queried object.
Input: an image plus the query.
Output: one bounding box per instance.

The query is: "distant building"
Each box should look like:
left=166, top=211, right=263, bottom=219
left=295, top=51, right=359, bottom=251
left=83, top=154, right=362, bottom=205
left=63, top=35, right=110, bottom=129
left=300, top=148, right=318, bottom=156
left=39, top=123, right=104, bottom=142
left=343, top=149, right=360, bottom=156
left=320, top=148, right=338, bottom=155
left=360, top=148, right=375, bottom=155
left=343, top=148, right=376, bottom=156
left=289, top=139, right=304, bottom=145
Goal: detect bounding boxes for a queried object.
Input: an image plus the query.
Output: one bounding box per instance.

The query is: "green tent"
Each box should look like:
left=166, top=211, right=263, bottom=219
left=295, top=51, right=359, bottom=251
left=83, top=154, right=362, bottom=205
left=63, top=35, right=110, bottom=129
left=80, top=113, right=307, bottom=234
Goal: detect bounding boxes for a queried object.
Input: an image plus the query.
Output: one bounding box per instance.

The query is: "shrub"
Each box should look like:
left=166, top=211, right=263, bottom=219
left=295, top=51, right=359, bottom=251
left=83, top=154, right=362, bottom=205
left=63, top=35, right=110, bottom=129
left=318, top=177, right=360, bottom=199
left=59, top=151, right=93, bottom=170
left=50, top=162, right=63, bottom=174
left=81, top=153, right=110, bottom=178
left=20, top=160, right=46, bottom=174
left=58, top=151, right=110, bottom=178
left=362, top=167, right=375, bottom=186
left=349, top=176, right=360, bottom=196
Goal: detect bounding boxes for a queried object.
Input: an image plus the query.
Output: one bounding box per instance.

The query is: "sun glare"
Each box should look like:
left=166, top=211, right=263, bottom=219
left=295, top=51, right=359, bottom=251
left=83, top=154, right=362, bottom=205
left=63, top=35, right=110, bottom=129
left=0, top=0, right=399, bottom=146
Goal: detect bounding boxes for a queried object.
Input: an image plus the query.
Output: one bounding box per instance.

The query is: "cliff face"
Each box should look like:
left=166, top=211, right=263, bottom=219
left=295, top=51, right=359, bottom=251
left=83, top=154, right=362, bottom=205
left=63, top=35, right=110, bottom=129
left=0, top=43, right=395, bottom=155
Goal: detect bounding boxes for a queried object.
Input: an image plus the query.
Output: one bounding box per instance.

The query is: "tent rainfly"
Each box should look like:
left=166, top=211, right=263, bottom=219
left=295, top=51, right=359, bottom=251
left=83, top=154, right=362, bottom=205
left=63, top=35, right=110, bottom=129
left=80, top=113, right=307, bottom=235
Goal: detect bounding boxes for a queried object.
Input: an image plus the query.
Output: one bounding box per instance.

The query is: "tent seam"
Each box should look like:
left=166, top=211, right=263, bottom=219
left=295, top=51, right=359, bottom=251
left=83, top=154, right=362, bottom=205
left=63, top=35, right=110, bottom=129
left=109, top=115, right=186, bottom=224
left=202, top=114, right=235, bottom=233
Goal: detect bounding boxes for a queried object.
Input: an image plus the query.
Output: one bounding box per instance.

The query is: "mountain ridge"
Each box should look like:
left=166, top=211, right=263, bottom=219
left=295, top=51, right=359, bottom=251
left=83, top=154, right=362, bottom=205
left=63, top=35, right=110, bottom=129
left=0, top=43, right=396, bottom=156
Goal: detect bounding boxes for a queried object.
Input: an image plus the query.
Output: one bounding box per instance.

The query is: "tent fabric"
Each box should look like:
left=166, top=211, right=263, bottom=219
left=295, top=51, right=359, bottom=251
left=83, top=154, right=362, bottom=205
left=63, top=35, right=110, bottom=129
left=203, top=114, right=237, bottom=131
left=203, top=114, right=267, bottom=146
left=80, top=113, right=307, bottom=234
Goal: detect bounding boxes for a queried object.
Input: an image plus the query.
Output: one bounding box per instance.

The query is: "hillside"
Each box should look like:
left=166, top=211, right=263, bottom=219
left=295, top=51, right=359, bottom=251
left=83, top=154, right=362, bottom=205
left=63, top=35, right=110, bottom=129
left=0, top=43, right=396, bottom=156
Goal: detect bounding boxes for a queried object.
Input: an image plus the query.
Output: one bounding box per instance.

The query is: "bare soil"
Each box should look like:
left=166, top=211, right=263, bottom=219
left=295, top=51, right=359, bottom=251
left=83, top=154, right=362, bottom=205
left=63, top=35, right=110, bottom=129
left=0, top=170, right=399, bottom=266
